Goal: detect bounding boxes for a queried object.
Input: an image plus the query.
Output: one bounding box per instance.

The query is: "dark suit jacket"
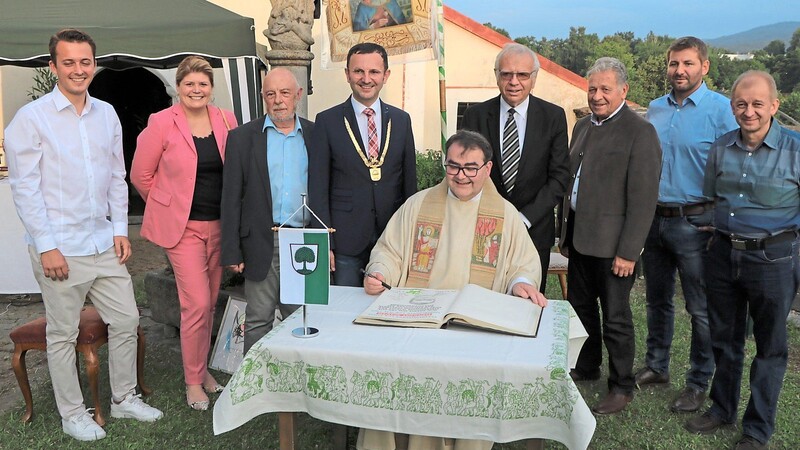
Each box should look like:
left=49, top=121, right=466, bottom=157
left=461, top=95, right=570, bottom=253
left=221, top=115, right=315, bottom=281
left=308, top=98, right=416, bottom=256
left=559, top=105, right=661, bottom=261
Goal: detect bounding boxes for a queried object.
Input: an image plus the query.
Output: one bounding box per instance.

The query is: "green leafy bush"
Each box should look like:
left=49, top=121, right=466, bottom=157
left=27, top=67, right=57, bottom=101
left=416, top=149, right=444, bottom=192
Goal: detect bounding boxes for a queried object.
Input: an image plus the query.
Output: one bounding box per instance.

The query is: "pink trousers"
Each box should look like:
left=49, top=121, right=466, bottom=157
left=164, top=220, right=222, bottom=385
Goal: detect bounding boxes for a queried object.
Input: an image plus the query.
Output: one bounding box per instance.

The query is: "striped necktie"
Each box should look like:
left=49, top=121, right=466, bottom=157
left=364, top=107, right=379, bottom=159
left=501, top=108, right=520, bottom=194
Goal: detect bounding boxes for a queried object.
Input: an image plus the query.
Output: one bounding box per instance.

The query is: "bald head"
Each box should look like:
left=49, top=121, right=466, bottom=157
left=262, top=68, right=302, bottom=127
left=731, top=70, right=778, bottom=101
left=263, top=67, right=301, bottom=91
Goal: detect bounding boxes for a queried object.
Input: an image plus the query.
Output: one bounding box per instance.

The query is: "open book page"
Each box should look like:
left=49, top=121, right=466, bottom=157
left=447, top=284, right=543, bottom=337
left=354, top=288, right=459, bottom=326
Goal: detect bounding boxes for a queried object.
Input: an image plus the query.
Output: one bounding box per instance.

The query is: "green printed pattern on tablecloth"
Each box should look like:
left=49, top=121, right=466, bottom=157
left=547, top=300, right=571, bottom=380
left=227, top=302, right=576, bottom=423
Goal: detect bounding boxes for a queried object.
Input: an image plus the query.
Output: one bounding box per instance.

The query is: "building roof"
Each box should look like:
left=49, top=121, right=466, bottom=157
left=443, top=6, right=588, bottom=91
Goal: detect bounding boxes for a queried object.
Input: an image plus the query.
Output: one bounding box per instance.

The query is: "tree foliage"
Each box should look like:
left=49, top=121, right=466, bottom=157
left=483, top=22, right=510, bottom=38
left=765, top=40, right=786, bottom=56
left=294, top=246, right=315, bottom=274
left=510, top=25, right=800, bottom=113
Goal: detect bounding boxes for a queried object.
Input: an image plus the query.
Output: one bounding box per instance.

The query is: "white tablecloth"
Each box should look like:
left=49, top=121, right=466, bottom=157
left=0, top=178, right=39, bottom=294
left=213, top=287, right=595, bottom=449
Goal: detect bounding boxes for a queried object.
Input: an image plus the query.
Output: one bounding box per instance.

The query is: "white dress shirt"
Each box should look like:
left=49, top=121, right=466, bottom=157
left=4, top=87, right=128, bottom=256
left=499, top=95, right=529, bottom=152
left=499, top=96, right=533, bottom=227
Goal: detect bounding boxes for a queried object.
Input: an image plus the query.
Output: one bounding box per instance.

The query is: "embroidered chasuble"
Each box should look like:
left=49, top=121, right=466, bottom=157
left=367, top=180, right=542, bottom=292
left=361, top=180, right=543, bottom=450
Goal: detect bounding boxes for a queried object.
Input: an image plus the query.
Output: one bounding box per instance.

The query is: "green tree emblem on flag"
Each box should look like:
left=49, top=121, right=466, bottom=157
left=290, top=244, right=318, bottom=275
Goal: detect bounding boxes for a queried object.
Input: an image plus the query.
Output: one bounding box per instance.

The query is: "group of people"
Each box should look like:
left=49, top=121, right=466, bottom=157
left=560, top=36, right=799, bottom=450
left=3, top=24, right=797, bottom=450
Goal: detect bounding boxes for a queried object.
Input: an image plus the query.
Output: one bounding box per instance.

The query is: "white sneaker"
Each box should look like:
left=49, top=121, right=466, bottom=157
left=110, top=394, right=164, bottom=422
left=62, top=410, right=106, bottom=441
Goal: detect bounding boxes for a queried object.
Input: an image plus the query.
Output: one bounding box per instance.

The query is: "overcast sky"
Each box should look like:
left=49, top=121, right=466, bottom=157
left=446, top=0, right=799, bottom=40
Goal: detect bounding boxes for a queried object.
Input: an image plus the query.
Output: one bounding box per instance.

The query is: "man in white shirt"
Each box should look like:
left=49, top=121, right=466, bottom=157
left=4, top=28, right=163, bottom=442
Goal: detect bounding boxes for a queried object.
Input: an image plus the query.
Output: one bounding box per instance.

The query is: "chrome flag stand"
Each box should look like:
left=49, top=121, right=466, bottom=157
left=273, top=194, right=334, bottom=339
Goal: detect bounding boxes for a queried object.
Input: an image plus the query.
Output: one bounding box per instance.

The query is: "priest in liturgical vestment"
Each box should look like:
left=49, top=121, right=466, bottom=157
left=359, top=130, right=547, bottom=450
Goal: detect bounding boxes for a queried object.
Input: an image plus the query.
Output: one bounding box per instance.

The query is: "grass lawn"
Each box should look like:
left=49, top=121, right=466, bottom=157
left=2, top=275, right=799, bottom=449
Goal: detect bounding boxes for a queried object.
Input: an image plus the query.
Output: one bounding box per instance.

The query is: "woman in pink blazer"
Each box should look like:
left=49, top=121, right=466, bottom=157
left=131, top=56, right=238, bottom=411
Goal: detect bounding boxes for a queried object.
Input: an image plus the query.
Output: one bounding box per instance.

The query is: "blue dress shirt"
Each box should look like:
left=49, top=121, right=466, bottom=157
left=704, top=120, right=800, bottom=237
left=265, top=115, right=308, bottom=227
left=647, top=82, right=738, bottom=205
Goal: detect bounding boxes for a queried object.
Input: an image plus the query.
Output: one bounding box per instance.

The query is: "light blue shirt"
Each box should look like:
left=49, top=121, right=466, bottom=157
left=4, top=87, right=127, bottom=256
left=647, top=82, right=737, bottom=204
left=704, top=121, right=800, bottom=238
left=264, top=115, right=308, bottom=227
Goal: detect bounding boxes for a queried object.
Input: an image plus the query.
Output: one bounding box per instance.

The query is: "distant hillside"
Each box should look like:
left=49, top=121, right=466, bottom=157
left=707, top=22, right=800, bottom=53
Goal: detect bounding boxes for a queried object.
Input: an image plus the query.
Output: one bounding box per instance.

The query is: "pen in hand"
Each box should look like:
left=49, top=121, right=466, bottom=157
left=360, top=268, right=392, bottom=290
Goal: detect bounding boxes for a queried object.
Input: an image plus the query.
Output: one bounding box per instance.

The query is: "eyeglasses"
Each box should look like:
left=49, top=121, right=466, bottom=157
left=442, top=161, right=488, bottom=178
left=496, top=70, right=535, bottom=81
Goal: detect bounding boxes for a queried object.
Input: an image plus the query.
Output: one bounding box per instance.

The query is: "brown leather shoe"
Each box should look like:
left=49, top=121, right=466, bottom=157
left=635, top=367, right=669, bottom=387
left=684, top=410, right=734, bottom=434
left=671, top=387, right=706, bottom=413
left=591, top=391, right=633, bottom=415
left=733, top=435, right=767, bottom=449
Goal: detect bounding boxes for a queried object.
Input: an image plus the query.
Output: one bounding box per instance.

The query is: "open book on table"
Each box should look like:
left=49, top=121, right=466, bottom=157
left=353, top=284, right=543, bottom=337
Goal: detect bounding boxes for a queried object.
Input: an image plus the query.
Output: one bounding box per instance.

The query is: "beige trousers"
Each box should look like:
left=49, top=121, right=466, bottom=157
left=29, top=246, right=140, bottom=419
left=357, top=429, right=493, bottom=450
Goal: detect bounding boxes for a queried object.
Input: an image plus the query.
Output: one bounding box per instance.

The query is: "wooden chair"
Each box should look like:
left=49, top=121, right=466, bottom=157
left=548, top=250, right=569, bottom=300
left=9, top=306, right=151, bottom=425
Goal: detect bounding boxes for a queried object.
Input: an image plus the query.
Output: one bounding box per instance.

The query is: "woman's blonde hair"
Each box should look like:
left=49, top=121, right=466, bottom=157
left=176, top=55, right=214, bottom=86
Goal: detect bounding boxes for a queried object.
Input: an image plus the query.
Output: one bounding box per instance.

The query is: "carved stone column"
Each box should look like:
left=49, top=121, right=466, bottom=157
left=264, top=0, right=316, bottom=118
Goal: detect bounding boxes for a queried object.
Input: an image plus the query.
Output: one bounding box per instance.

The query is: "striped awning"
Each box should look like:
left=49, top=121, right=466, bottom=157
left=222, top=58, right=264, bottom=126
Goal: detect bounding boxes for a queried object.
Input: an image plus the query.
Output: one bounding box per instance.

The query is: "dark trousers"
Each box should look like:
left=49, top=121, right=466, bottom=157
left=641, top=211, right=714, bottom=390
left=706, top=233, right=799, bottom=443
left=334, top=229, right=380, bottom=287
left=537, top=247, right=550, bottom=295
left=333, top=249, right=373, bottom=287
left=568, top=247, right=636, bottom=394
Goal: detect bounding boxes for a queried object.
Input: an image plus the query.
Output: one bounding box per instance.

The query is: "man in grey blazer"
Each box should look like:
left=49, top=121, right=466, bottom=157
left=560, top=57, right=661, bottom=415
left=221, top=68, right=314, bottom=354
left=461, top=43, right=570, bottom=294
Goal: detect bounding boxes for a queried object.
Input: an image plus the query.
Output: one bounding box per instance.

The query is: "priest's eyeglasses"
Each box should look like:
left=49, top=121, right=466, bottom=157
left=442, top=161, right=488, bottom=178
left=496, top=70, right=534, bottom=81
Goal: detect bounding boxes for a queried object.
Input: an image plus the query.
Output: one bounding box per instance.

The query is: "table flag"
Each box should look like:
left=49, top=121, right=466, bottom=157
left=279, top=228, right=330, bottom=305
